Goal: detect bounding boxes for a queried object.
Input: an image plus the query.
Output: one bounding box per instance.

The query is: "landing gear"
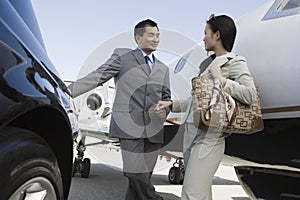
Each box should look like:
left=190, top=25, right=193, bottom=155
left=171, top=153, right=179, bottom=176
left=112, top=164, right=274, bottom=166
left=168, top=157, right=184, bottom=184
left=73, top=136, right=91, bottom=178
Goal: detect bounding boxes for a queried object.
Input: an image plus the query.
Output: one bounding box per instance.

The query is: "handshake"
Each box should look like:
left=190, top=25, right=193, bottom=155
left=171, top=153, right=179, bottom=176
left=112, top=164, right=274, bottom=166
left=154, top=100, right=173, bottom=118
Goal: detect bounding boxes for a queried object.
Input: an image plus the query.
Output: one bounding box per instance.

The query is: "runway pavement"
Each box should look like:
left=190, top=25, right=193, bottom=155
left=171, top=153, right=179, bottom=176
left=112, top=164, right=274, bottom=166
left=68, top=137, right=250, bottom=200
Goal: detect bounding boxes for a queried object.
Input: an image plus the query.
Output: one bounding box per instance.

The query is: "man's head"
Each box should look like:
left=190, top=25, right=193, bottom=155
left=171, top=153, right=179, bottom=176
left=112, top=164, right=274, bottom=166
left=134, top=19, right=160, bottom=54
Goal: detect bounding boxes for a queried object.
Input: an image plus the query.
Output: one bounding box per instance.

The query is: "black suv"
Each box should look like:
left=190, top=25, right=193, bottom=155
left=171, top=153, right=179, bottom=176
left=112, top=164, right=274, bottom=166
left=0, top=0, right=77, bottom=199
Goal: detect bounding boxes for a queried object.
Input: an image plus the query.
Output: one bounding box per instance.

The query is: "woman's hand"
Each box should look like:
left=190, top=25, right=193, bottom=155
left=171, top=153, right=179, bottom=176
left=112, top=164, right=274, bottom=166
left=209, top=65, right=227, bottom=86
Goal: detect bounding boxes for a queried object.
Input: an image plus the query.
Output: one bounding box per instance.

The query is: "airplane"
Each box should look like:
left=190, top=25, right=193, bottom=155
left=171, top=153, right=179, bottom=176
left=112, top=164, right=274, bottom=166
left=71, top=0, right=300, bottom=199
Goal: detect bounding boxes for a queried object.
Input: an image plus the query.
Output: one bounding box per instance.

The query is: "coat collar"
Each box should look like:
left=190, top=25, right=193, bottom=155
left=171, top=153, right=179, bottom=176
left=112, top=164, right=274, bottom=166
left=200, top=52, right=237, bottom=76
left=212, top=52, right=236, bottom=66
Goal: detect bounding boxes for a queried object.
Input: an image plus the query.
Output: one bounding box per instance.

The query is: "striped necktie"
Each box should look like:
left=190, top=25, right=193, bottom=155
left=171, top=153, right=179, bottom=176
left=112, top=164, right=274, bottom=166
left=145, top=55, right=153, bottom=73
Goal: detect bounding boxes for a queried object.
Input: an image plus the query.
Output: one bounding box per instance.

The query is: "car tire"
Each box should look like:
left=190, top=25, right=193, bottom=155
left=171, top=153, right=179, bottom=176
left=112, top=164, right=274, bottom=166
left=168, top=166, right=184, bottom=184
left=0, top=127, right=64, bottom=200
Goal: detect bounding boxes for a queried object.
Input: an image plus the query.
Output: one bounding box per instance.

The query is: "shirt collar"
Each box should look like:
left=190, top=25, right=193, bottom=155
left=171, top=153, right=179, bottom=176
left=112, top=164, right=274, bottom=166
left=139, top=48, right=154, bottom=63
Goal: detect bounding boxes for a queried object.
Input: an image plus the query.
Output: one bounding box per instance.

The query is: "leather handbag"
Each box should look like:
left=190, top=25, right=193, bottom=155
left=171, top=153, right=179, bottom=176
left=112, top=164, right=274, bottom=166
left=191, top=76, right=264, bottom=134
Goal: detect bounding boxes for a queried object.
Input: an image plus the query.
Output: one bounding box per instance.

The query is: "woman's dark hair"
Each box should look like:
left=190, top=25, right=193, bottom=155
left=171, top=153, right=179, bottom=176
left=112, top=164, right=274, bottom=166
left=134, top=19, right=158, bottom=37
left=207, top=15, right=236, bottom=52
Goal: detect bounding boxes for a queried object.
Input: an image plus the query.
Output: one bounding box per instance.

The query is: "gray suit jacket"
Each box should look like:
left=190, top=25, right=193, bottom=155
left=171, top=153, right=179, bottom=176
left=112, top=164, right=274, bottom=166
left=71, top=48, right=171, bottom=143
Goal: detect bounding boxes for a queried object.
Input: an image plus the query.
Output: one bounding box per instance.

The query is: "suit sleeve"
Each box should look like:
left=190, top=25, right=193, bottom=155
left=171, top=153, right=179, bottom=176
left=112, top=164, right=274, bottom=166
left=162, top=67, right=172, bottom=114
left=69, top=49, right=122, bottom=97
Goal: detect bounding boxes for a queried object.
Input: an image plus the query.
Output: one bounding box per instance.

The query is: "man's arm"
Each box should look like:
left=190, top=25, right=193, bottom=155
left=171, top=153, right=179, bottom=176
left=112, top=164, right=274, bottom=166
left=69, top=49, right=124, bottom=98
left=155, top=67, right=171, bottom=118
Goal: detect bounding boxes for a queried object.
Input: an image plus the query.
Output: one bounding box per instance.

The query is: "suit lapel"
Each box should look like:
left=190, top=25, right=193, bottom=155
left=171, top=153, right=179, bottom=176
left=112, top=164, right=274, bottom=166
left=132, top=48, right=149, bottom=75
left=149, top=59, right=160, bottom=77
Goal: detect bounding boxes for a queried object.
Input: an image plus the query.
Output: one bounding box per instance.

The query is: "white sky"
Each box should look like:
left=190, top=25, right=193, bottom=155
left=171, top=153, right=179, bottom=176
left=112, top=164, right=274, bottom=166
left=31, top=0, right=270, bottom=80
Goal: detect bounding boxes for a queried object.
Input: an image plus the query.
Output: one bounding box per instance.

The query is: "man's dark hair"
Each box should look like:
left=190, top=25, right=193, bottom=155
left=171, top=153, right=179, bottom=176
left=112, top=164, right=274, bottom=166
left=134, top=19, right=158, bottom=37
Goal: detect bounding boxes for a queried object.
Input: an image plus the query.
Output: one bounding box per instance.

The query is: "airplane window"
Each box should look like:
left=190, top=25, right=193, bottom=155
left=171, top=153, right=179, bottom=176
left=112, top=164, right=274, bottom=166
left=174, top=50, right=192, bottom=74
left=263, top=0, right=300, bottom=20
left=278, top=0, right=300, bottom=11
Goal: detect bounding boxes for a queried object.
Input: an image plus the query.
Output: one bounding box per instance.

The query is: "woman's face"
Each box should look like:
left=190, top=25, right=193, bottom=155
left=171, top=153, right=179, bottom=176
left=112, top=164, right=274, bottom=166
left=203, top=23, right=218, bottom=52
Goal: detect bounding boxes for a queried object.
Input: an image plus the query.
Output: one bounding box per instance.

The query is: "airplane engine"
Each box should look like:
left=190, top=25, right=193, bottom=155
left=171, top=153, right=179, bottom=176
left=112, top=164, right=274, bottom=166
left=73, top=80, right=115, bottom=138
left=86, top=93, right=102, bottom=111
left=78, top=91, right=109, bottom=129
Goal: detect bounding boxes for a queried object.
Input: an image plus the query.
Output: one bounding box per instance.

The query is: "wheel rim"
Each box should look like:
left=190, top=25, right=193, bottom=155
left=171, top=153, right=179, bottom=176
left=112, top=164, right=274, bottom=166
left=169, top=169, right=175, bottom=181
left=9, top=176, right=57, bottom=200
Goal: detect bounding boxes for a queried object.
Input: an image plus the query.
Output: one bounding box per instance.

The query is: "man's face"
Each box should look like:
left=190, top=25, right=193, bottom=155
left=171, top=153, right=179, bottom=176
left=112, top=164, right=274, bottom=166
left=136, top=26, right=160, bottom=54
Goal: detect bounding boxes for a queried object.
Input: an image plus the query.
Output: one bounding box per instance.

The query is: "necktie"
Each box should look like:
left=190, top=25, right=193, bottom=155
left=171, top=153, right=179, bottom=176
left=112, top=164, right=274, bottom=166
left=145, top=55, right=153, bottom=73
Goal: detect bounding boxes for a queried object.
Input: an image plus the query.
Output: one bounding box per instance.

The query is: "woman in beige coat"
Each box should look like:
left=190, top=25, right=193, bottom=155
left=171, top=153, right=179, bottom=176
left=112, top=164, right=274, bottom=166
left=156, top=14, right=256, bottom=199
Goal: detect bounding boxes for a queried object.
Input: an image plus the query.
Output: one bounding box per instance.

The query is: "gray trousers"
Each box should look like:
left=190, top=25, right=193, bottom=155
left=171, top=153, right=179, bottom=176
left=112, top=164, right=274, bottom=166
left=120, top=138, right=162, bottom=200
left=181, top=123, right=225, bottom=200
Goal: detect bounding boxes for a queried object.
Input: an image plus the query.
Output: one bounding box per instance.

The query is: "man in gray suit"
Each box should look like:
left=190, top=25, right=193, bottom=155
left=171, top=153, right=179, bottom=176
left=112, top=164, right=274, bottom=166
left=71, top=19, right=170, bottom=200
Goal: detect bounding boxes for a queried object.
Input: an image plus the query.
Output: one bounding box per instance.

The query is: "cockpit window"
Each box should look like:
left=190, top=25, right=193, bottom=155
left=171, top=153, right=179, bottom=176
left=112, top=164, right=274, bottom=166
left=263, top=0, right=300, bottom=20
left=278, top=0, right=300, bottom=11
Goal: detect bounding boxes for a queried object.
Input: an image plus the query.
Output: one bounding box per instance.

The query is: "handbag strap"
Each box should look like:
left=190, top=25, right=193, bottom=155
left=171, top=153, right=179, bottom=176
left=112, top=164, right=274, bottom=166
left=204, top=80, right=236, bottom=123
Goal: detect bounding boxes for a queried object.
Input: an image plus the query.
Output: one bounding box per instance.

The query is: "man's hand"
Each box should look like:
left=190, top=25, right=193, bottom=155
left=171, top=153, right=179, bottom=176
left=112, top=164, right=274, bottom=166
left=154, top=107, right=166, bottom=118
left=154, top=100, right=172, bottom=118
left=155, top=100, right=172, bottom=110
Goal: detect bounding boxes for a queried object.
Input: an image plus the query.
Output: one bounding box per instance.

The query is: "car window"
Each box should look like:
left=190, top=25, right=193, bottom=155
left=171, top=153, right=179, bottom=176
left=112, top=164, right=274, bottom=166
left=0, top=40, right=26, bottom=70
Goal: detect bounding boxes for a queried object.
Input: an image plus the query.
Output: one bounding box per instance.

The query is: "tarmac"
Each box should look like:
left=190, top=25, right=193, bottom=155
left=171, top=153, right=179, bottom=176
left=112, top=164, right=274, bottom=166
left=68, top=136, right=250, bottom=200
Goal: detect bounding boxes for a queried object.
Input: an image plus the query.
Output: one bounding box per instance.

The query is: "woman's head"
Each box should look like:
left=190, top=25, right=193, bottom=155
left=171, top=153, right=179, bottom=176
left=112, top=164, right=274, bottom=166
left=204, top=14, right=236, bottom=53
